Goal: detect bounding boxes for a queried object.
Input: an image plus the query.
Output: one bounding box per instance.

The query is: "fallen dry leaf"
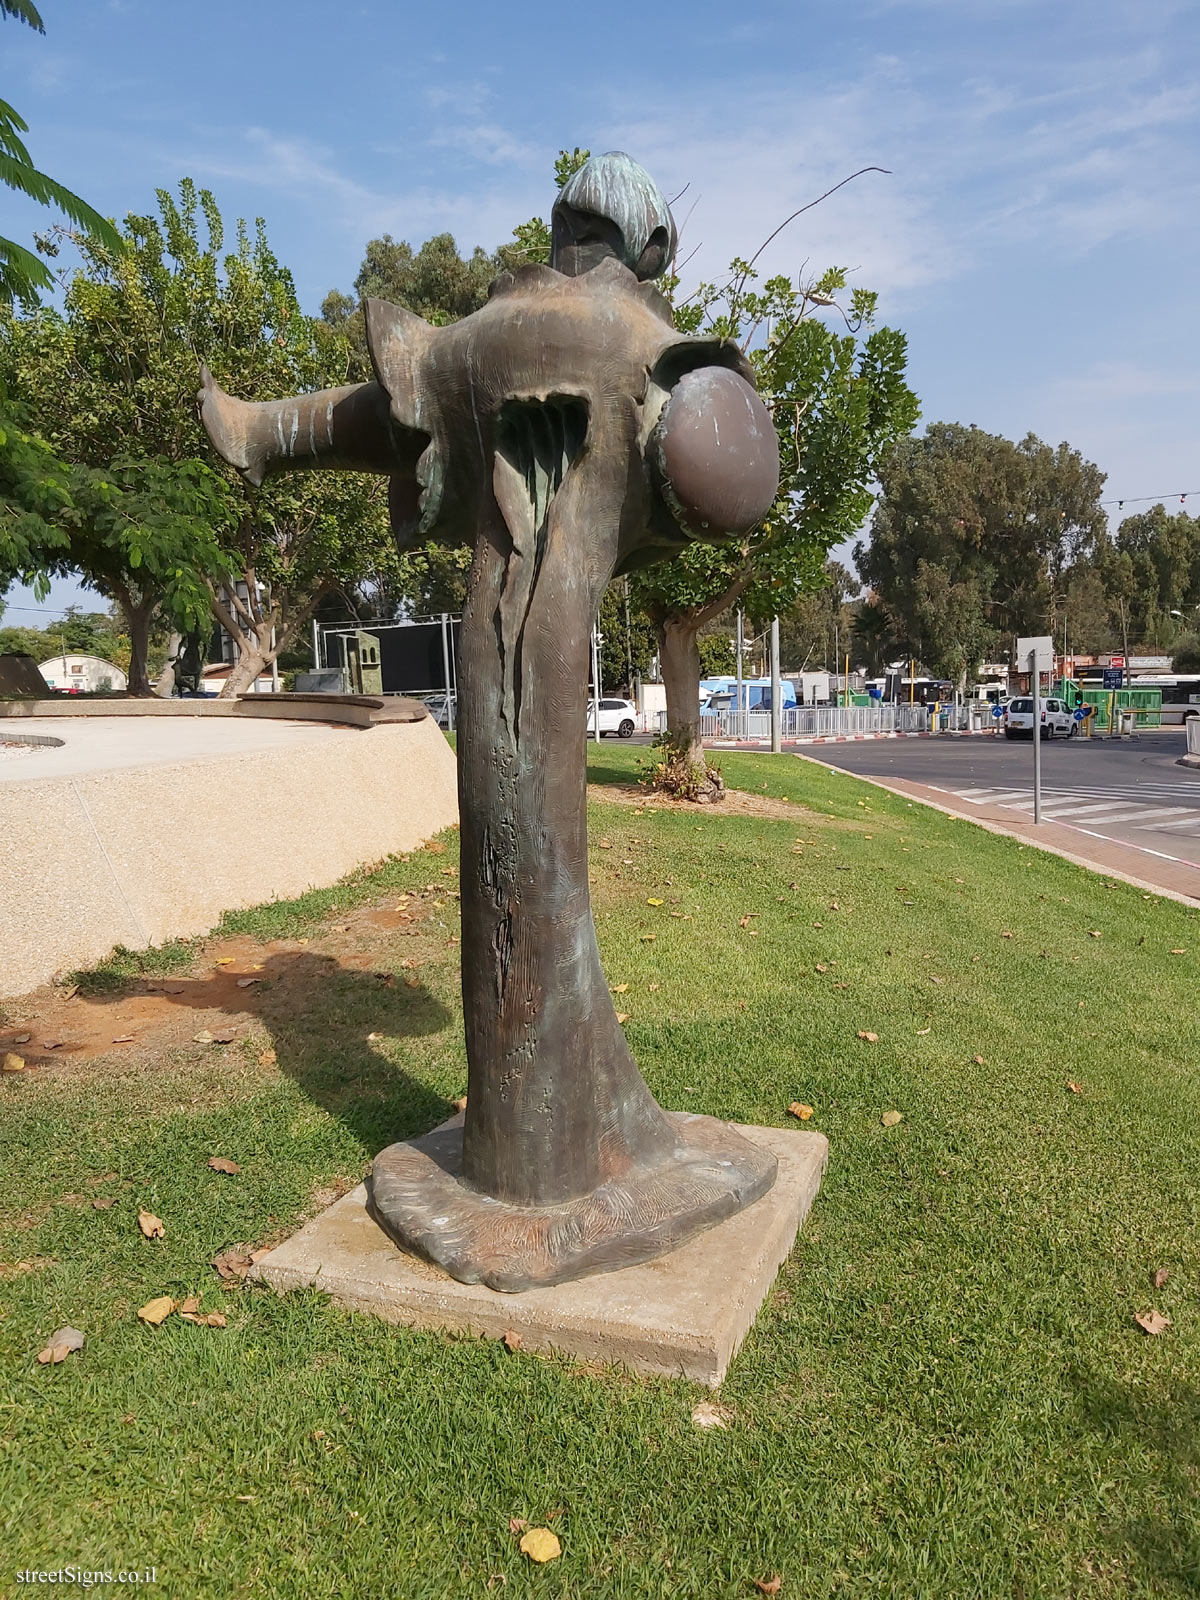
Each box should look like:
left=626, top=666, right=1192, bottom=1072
left=111, top=1035, right=136, bottom=1045
left=180, top=1308, right=227, bottom=1328
left=137, top=1296, right=175, bottom=1326
left=258, top=1047, right=277, bottom=1066
left=207, top=1157, right=241, bottom=1175
left=1135, top=1309, right=1171, bottom=1336
left=427, top=840, right=446, bottom=854
left=814, top=962, right=828, bottom=974
left=753, top=1579, right=783, bottom=1597
left=646, top=897, right=664, bottom=907
left=35, top=1325, right=85, bottom=1365
left=916, top=1027, right=931, bottom=1036
left=1154, top=1267, right=1171, bottom=1289
left=193, top=1031, right=215, bottom=1045
left=509, top=1517, right=529, bottom=1535
left=59, top=984, right=78, bottom=1000
left=178, top=1296, right=200, bottom=1317
left=738, top=915, right=752, bottom=928
left=881, top=1110, right=903, bottom=1127
left=1001, top=931, right=1014, bottom=939
left=615, top=1012, right=631, bottom=1024
left=787, top=1102, right=814, bottom=1121
left=502, top=1329, right=522, bottom=1352
left=1066, top=1080, right=1084, bottom=1094
left=3, top=1052, right=25, bottom=1073
left=11, top=1033, right=31, bottom=1045
left=857, top=1031, right=879, bottom=1043
left=212, top=1031, right=238, bottom=1044
left=150, top=982, right=186, bottom=994
left=367, top=1031, right=384, bottom=1042
left=137, top=1210, right=165, bottom=1240
left=236, top=977, right=260, bottom=989
left=453, top=1095, right=468, bottom=1111
left=1088, top=930, right=1101, bottom=939
left=1170, top=948, right=1186, bottom=955
left=519, top=1529, right=561, bottom=1564
left=648, top=982, right=660, bottom=992
left=973, top=1054, right=985, bottom=1066
left=691, top=1400, right=732, bottom=1430
left=640, top=932, right=656, bottom=942
left=212, top=1249, right=253, bottom=1281
left=92, top=1197, right=115, bottom=1210
left=215, top=957, right=234, bottom=965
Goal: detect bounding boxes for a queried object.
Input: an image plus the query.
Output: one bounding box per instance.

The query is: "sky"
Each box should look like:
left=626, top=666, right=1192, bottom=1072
left=4, top=0, right=1199, bottom=621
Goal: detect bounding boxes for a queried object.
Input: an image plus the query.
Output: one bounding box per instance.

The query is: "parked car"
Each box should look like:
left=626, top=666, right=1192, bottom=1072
left=587, top=698, right=637, bottom=738
left=1003, top=695, right=1076, bottom=739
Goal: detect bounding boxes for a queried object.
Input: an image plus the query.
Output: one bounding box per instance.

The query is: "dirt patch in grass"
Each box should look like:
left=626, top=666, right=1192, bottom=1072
left=588, top=781, right=823, bottom=823
left=0, top=884, right=462, bottom=1079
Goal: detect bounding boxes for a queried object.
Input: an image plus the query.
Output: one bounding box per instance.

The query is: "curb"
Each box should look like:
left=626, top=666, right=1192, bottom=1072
left=792, top=750, right=1198, bottom=908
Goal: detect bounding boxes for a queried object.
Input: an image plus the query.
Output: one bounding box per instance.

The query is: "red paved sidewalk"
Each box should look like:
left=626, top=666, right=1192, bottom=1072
left=801, top=758, right=1200, bottom=906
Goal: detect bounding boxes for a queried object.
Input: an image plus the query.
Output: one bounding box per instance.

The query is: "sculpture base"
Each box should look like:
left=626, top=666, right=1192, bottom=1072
left=249, top=1120, right=827, bottom=1385
left=368, top=1112, right=778, bottom=1292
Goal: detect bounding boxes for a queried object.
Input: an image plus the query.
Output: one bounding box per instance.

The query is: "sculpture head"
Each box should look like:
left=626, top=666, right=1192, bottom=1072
left=551, top=151, right=677, bottom=281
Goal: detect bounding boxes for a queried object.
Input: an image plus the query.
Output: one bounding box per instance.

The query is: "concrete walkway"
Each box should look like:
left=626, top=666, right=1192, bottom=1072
left=802, top=755, right=1200, bottom=906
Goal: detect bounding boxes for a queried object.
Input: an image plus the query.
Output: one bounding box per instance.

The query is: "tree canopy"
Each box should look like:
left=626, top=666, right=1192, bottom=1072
left=856, top=422, right=1107, bottom=682
left=2, top=181, right=395, bottom=691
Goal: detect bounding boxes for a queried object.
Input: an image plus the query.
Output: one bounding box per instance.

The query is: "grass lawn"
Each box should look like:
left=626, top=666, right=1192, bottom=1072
left=2, top=743, right=1199, bottom=1598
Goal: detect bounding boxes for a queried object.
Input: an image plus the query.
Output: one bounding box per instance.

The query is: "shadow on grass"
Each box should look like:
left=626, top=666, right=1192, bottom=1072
left=75, top=950, right=456, bottom=1156
left=1070, top=1363, right=1200, bottom=1592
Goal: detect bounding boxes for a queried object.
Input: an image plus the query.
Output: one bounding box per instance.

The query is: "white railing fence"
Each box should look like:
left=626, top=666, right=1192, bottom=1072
left=1188, top=716, right=1200, bottom=756
left=680, top=703, right=931, bottom=741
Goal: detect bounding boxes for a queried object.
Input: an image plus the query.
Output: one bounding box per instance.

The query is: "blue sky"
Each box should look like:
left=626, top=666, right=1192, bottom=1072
left=4, top=0, right=1199, bottom=620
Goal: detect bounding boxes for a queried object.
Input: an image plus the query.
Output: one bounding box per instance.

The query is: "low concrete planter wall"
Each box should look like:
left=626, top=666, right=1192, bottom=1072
left=0, top=715, right=458, bottom=997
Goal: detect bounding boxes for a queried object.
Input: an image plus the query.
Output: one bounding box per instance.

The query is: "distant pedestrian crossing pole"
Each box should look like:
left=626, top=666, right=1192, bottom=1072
left=1019, top=635, right=1053, bottom=824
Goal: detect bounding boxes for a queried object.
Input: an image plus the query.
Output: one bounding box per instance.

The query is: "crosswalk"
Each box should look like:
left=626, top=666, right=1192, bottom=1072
left=943, top=785, right=1200, bottom=837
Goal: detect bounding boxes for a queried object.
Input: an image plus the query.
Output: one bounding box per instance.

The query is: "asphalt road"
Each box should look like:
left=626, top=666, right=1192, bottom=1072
left=815, top=728, right=1200, bottom=871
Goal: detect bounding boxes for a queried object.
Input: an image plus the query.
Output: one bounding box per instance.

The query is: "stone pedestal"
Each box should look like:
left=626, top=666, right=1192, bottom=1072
left=250, top=1120, right=827, bottom=1387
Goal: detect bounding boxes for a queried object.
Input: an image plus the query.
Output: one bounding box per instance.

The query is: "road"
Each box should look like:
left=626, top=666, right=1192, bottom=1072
left=812, top=728, right=1200, bottom=873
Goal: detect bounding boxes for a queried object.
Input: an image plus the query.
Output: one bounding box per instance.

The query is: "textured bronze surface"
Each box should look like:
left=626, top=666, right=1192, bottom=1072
left=369, top=1112, right=777, bottom=1292
left=200, top=153, right=781, bottom=1291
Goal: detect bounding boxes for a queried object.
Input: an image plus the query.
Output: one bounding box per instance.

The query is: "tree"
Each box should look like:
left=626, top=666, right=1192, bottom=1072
left=322, top=232, right=499, bottom=380
left=598, top=579, right=656, bottom=694
left=1, top=0, right=124, bottom=305
left=1099, top=504, right=1199, bottom=652
left=777, top=561, right=857, bottom=671
left=857, top=423, right=1106, bottom=684
left=636, top=242, right=918, bottom=781
left=2, top=181, right=394, bottom=693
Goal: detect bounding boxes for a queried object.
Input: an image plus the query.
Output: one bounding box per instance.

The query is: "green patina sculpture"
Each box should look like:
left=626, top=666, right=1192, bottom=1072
left=200, top=154, right=781, bottom=1291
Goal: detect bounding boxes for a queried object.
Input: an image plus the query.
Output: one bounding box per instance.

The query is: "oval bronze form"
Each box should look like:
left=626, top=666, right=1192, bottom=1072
left=653, top=366, right=779, bottom=537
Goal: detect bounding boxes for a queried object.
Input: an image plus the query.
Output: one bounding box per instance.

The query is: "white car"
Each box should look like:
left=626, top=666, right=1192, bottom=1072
left=587, top=698, right=638, bottom=738
left=1003, top=695, right=1076, bottom=739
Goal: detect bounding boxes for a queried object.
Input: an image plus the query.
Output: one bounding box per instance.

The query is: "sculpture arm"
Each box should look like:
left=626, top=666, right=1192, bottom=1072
left=198, top=367, right=409, bottom=486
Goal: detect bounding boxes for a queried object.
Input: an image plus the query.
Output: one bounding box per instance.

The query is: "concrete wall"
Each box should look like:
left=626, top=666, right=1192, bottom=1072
left=0, top=716, right=458, bottom=997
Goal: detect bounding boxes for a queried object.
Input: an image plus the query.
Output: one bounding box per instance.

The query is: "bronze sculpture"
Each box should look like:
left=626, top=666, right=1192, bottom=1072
left=200, top=154, right=780, bottom=1291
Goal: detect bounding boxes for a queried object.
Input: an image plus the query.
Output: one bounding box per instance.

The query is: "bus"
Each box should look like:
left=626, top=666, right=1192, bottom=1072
left=1129, top=675, right=1200, bottom=723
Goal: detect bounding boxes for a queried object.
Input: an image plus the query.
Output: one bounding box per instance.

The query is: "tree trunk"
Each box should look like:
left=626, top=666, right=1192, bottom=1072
left=219, top=644, right=272, bottom=697
left=123, top=597, right=157, bottom=697
left=659, top=614, right=705, bottom=768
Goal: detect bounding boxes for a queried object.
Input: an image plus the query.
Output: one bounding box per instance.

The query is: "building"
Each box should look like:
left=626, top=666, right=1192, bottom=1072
left=38, top=653, right=127, bottom=694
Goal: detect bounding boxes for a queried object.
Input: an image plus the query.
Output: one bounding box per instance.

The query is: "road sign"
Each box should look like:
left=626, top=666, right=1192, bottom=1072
left=1103, top=667, right=1123, bottom=690
left=1073, top=706, right=1086, bottom=721
left=1016, top=635, right=1054, bottom=672
left=1110, top=654, right=1125, bottom=668
left=1016, top=637, right=1052, bottom=824
left=992, top=704, right=1004, bottom=719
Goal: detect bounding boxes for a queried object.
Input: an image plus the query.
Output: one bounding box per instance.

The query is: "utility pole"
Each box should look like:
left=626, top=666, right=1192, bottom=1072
left=770, top=617, right=782, bottom=753
left=735, top=610, right=744, bottom=739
